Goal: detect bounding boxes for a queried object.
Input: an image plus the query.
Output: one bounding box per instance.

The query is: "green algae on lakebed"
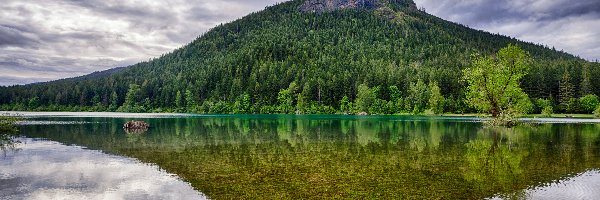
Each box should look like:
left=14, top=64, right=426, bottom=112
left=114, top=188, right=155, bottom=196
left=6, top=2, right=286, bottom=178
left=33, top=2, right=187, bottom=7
left=16, top=115, right=600, bottom=199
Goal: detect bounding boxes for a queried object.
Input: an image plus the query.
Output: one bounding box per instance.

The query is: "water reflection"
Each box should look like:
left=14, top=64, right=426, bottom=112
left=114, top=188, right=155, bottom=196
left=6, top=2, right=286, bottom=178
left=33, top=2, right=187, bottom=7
left=14, top=115, right=600, bottom=199
left=1, top=133, right=19, bottom=156
left=464, top=128, right=527, bottom=190
left=0, top=138, right=205, bottom=200
left=491, top=170, right=600, bottom=199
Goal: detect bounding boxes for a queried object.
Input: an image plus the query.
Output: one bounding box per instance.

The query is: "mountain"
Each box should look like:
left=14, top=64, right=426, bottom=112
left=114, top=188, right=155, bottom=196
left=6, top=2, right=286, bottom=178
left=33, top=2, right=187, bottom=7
left=299, top=0, right=416, bottom=12
left=1, top=0, right=598, bottom=114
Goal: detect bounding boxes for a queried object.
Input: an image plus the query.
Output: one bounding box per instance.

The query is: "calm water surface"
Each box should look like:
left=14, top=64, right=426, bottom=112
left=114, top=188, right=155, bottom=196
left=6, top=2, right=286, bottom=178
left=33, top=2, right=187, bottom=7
left=2, top=113, right=600, bottom=199
left=0, top=138, right=205, bottom=200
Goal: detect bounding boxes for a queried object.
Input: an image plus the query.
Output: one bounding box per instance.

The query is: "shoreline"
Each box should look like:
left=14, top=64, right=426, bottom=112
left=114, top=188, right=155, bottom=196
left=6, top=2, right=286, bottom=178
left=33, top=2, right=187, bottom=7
left=2, top=111, right=595, bottom=118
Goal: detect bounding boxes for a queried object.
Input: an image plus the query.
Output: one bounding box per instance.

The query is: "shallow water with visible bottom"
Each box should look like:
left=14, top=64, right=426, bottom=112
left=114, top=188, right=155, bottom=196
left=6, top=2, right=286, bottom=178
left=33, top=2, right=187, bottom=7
left=2, top=112, right=600, bottom=199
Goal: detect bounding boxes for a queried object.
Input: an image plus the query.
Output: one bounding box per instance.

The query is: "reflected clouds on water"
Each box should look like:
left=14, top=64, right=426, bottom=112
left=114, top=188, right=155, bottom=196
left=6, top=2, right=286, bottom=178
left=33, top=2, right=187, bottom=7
left=491, top=170, right=600, bottom=199
left=0, top=138, right=205, bottom=200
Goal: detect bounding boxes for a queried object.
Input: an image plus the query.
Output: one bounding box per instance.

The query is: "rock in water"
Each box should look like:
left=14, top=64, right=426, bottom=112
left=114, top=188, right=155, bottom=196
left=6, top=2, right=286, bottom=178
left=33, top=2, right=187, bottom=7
left=299, top=0, right=416, bottom=13
left=123, top=121, right=149, bottom=134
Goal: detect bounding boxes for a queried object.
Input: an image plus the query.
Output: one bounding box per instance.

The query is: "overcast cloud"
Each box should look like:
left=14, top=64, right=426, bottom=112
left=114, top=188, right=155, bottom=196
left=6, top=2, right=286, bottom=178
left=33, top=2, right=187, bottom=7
left=1, top=0, right=598, bottom=86
left=415, top=0, right=600, bottom=61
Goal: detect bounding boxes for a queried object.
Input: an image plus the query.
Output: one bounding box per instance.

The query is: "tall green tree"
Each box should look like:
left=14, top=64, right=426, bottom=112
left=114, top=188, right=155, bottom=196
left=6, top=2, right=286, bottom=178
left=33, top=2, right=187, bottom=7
left=580, top=64, right=592, bottom=96
left=233, top=94, right=251, bottom=114
left=579, top=94, right=599, bottom=114
left=28, top=97, right=40, bottom=110
left=559, top=70, right=575, bottom=112
left=463, top=44, right=532, bottom=117
left=407, top=79, right=428, bottom=114
left=118, top=84, right=141, bottom=112
left=428, top=82, right=444, bottom=114
left=175, top=91, right=184, bottom=109
left=185, top=89, right=196, bottom=112
left=277, top=88, right=294, bottom=114
left=388, top=86, right=402, bottom=113
left=109, top=91, right=119, bottom=111
left=339, top=95, right=351, bottom=114
left=355, top=83, right=376, bottom=113
left=388, top=86, right=401, bottom=102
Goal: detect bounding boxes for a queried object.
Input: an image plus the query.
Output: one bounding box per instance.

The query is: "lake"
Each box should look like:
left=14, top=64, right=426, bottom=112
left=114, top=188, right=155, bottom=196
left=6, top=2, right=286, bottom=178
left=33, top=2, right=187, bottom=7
left=2, top=112, right=600, bottom=199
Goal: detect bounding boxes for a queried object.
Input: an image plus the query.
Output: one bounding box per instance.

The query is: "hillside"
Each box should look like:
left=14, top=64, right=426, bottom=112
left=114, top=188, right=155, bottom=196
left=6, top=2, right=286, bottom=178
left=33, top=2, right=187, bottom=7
left=1, top=0, right=598, bottom=114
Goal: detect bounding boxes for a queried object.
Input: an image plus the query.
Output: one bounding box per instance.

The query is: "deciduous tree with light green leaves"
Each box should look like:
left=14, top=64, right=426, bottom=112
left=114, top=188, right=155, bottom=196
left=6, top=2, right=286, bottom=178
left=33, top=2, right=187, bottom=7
left=463, top=44, right=533, bottom=118
left=277, top=89, right=294, bottom=114
left=579, top=94, right=599, bottom=114
left=355, top=83, right=376, bottom=113
left=428, top=82, right=444, bottom=114
left=339, top=96, right=351, bottom=114
left=407, top=79, right=428, bottom=114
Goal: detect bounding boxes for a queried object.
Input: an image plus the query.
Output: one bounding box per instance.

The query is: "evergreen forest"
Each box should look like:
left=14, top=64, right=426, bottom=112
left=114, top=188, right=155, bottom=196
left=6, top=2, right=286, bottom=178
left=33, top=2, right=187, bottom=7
left=1, top=0, right=599, bottom=115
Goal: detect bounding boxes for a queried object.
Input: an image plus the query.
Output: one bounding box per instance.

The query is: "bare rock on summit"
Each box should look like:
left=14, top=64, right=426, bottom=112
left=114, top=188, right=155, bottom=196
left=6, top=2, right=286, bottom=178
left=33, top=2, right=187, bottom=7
left=299, top=0, right=416, bottom=13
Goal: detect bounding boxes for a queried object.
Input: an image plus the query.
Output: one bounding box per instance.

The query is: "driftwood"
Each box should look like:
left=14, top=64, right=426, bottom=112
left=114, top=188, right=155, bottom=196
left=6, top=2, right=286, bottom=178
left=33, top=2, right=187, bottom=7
left=123, top=121, right=149, bottom=134
left=357, top=112, right=369, bottom=116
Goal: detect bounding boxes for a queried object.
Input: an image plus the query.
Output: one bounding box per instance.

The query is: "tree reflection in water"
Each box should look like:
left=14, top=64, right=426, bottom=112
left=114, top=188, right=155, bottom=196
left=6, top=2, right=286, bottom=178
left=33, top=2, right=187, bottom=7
left=464, top=127, right=527, bottom=191
left=1, top=115, right=20, bottom=156
left=15, top=116, right=600, bottom=199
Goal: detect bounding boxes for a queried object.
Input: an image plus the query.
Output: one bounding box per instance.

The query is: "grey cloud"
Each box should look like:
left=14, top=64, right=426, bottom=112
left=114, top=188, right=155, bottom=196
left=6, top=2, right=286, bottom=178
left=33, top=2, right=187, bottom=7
left=187, top=5, right=231, bottom=21
left=0, top=76, right=53, bottom=86
left=0, top=25, right=40, bottom=48
left=56, top=0, right=181, bottom=35
left=510, top=0, right=600, bottom=21
left=0, top=51, right=136, bottom=83
left=414, top=0, right=600, bottom=61
left=416, top=0, right=600, bottom=23
left=62, top=0, right=175, bottom=20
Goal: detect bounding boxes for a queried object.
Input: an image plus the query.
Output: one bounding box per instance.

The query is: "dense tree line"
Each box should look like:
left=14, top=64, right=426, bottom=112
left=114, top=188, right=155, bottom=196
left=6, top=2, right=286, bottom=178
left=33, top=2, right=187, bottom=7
left=0, top=0, right=598, bottom=115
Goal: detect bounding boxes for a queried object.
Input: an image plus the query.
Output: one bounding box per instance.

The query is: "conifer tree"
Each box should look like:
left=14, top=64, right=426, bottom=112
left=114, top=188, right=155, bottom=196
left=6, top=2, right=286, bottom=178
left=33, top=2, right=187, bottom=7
left=559, top=71, right=574, bottom=111
left=185, top=90, right=196, bottom=112
left=580, top=64, right=592, bottom=96
left=175, top=91, right=184, bottom=109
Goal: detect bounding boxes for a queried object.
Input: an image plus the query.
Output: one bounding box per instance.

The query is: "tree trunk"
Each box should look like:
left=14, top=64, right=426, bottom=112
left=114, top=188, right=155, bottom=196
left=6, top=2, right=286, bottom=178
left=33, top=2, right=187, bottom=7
left=491, top=108, right=499, bottom=118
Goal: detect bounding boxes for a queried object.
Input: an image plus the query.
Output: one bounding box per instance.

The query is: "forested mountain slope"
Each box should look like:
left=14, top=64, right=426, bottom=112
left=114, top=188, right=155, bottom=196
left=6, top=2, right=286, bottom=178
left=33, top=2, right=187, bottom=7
left=1, top=0, right=598, bottom=114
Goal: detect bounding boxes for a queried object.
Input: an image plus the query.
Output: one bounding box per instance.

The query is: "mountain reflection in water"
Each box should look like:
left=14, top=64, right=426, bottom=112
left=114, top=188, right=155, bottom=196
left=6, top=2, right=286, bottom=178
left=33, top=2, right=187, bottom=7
left=7, top=113, right=600, bottom=199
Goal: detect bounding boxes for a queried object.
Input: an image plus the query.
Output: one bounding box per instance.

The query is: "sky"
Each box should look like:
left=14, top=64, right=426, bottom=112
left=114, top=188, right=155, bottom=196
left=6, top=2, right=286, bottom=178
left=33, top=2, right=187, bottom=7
left=1, top=0, right=599, bottom=86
